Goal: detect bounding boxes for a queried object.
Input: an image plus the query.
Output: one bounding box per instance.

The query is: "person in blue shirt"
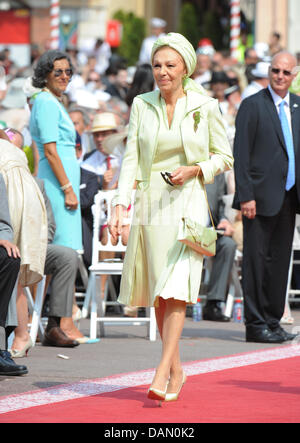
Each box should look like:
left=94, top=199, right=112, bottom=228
left=30, top=50, right=82, bottom=251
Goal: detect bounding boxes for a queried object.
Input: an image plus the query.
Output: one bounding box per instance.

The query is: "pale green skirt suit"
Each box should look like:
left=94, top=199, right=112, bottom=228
left=113, top=89, right=233, bottom=308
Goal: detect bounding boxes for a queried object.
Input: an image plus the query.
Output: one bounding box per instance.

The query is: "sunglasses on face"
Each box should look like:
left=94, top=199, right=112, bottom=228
left=271, top=67, right=293, bottom=77
left=53, top=69, right=73, bottom=78
left=160, top=171, right=174, bottom=186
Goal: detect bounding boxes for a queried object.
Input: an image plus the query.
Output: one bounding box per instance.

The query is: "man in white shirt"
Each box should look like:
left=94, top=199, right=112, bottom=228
left=193, top=52, right=212, bottom=87
left=81, top=112, right=121, bottom=189
left=81, top=112, right=123, bottom=298
left=241, top=62, right=270, bottom=100
left=139, top=18, right=167, bottom=65
left=94, top=39, right=112, bottom=76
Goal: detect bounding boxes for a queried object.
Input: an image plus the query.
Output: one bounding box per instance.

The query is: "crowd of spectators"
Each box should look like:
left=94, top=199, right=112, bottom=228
left=0, top=20, right=298, bottom=374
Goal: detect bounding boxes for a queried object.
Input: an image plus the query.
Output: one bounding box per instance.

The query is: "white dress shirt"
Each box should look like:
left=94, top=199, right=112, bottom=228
left=81, top=150, right=121, bottom=187
left=241, top=81, right=264, bottom=100
left=268, top=84, right=292, bottom=133
left=139, top=33, right=166, bottom=64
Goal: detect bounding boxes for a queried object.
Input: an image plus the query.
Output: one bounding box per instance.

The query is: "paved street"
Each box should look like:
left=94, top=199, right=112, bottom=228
left=1, top=308, right=299, bottom=398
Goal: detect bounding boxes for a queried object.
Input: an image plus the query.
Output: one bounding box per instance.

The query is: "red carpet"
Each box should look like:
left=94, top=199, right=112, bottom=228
left=1, top=345, right=300, bottom=423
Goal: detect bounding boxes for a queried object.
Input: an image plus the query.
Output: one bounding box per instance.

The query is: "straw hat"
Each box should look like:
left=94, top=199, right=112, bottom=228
left=91, top=112, right=119, bottom=133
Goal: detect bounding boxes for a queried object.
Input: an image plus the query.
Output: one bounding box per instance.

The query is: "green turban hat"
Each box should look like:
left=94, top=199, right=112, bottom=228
left=152, top=32, right=196, bottom=77
left=151, top=32, right=207, bottom=95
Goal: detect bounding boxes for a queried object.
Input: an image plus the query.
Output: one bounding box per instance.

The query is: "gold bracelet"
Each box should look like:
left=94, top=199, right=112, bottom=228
left=60, top=182, right=72, bottom=191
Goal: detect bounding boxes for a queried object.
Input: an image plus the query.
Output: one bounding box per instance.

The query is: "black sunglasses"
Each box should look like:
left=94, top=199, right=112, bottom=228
left=53, top=68, right=73, bottom=78
left=160, top=171, right=174, bottom=186
left=271, top=68, right=293, bottom=77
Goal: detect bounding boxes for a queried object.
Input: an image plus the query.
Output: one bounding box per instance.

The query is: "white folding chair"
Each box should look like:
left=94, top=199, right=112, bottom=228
left=24, top=276, right=46, bottom=346
left=84, top=190, right=157, bottom=341
left=223, top=250, right=243, bottom=318
left=75, top=249, right=89, bottom=308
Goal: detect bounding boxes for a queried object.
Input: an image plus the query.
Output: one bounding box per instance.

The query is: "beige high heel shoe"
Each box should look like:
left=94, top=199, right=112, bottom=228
left=147, top=374, right=168, bottom=402
left=10, top=337, right=33, bottom=358
left=147, top=385, right=168, bottom=401
left=165, top=372, right=187, bottom=402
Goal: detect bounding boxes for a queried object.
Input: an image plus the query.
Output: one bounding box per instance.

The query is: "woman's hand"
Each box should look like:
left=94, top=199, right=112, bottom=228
left=108, top=205, right=128, bottom=244
left=64, top=186, right=78, bottom=211
left=169, top=166, right=201, bottom=186
left=44, top=142, right=78, bottom=210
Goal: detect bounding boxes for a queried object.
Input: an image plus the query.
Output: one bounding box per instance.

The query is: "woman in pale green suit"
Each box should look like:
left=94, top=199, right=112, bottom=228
left=109, top=33, right=233, bottom=403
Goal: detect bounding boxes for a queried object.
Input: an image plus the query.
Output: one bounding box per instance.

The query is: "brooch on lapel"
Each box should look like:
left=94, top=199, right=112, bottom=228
left=193, top=111, right=200, bottom=133
left=292, top=103, right=299, bottom=113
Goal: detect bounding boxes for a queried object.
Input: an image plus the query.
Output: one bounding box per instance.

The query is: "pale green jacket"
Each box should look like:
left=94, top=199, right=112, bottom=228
left=113, top=89, right=233, bottom=207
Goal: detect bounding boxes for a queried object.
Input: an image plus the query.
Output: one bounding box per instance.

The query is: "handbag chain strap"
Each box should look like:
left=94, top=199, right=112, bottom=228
left=184, top=166, right=216, bottom=231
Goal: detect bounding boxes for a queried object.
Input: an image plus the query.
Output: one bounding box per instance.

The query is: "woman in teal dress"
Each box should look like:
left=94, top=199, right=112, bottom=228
left=30, top=50, right=82, bottom=251
left=109, top=34, right=234, bottom=404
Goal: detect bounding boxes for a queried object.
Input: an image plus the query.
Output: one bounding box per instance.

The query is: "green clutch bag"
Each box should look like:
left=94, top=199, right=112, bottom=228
left=178, top=216, right=217, bottom=256
left=178, top=168, right=217, bottom=256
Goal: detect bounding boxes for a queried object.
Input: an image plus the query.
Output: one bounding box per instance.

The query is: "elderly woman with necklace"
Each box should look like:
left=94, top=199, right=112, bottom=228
left=29, top=50, right=83, bottom=342
left=30, top=50, right=81, bottom=248
left=109, top=33, right=233, bottom=403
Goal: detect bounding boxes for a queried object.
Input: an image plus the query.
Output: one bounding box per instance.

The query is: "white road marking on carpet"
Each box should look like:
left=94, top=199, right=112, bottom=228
left=0, top=344, right=300, bottom=415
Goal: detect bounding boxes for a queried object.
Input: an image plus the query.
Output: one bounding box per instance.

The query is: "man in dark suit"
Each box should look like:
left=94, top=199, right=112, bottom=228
left=203, top=174, right=237, bottom=322
left=233, top=51, right=300, bottom=343
left=75, top=131, right=101, bottom=268
left=80, top=167, right=101, bottom=268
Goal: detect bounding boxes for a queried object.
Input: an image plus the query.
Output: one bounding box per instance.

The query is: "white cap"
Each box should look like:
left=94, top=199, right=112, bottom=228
left=151, top=17, right=167, bottom=28
left=196, top=46, right=215, bottom=57
left=251, top=62, right=270, bottom=79
left=254, top=42, right=269, bottom=60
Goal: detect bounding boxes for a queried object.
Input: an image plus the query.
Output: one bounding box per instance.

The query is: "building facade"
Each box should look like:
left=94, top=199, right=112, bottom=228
left=254, top=0, right=300, bottom=55
left=1, top=0, right=300, bottom=67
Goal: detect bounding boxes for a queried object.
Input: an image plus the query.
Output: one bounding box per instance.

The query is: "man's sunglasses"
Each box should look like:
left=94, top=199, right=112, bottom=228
left=271, top=68, right=293, bottom=77
left=53, top=69, right=73, bottom=78
left=160, top=171, right=174, bottom=186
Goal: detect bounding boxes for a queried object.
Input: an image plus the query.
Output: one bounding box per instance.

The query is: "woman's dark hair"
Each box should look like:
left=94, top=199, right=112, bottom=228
left=126, top=64, right=155, bottom=106
left=32, top=50, right=74, bottom=88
